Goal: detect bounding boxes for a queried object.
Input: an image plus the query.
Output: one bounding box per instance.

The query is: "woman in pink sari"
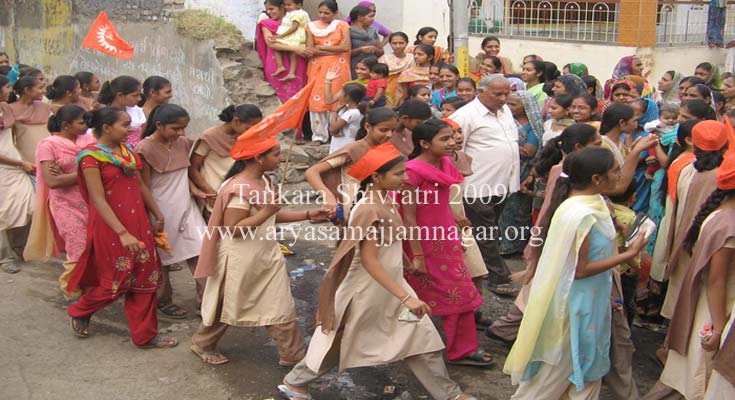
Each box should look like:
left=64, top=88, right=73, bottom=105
left=257, top=0, right=310, bottom=103
left=401, top=119, right=492, bottom=368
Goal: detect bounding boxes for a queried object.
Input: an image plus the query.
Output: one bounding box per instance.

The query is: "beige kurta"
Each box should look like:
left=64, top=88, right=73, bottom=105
left=200, top=195, right=296, bottom=327
left=651, top=165, right=697, bottom=282
left=0, top=122, right=34, bottom=230
left=325, top=153, right=360, bottom=218
left=661, top=212, right=735, bottom=399
left=193, top=140, right=234, bottom=211
left=304, top=197, right=445, bottom=372
left=662, top=165, right=707, bottom=319
left=13, top=122, right=50, bottom=164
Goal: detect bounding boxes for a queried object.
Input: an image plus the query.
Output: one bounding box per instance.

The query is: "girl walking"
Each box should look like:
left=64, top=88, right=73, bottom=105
left=47, top=75, right=81, bottom=114
left=139, top=76, right=173, bottom=119
left=7, top=76, right=51, bottom=163
left=74, top=71, right=101, bottom=111
left=97, top=76, right=145, bottom=148
left=278, top=142, right=477, bottom=400
left=505, top=147, right=647, bottom=399
left=191, top=136, right=328, bottom=365
left=136, top=104, right=208, bottom=318
left=402, top=119, right=491, bottom=367
left=27, top=105, right=96, bottom=296
left=66, top=107, right=175, bottom=349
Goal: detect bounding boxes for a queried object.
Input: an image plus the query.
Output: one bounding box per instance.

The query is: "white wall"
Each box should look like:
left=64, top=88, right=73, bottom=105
left=185, top=0, right=263, bottom=41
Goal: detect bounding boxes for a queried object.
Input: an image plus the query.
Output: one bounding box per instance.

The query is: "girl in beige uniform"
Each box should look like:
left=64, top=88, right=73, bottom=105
left=279, top=142, right=477, bottom=400
left=191, top=135, right=328, bottom=365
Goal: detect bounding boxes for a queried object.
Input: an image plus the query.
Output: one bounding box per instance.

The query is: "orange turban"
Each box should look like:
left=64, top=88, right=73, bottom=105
left=717, top=117, right=735, bottom=190
left=441, top=117, right=460, bottom=130
left=692, top=120, right=729, bottom=151
left=230, top=136, right=279, bottom=161
left=347, top=142, right=402, bottom=182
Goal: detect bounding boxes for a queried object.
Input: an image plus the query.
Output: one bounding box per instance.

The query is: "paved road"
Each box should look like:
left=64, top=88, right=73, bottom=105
left=1, top=223, right=664, bottom=399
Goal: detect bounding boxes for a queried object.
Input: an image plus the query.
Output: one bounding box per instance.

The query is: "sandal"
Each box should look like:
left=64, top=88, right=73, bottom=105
left=190, top=344, right=229, bottom=365
left=448, top=348, right=494, bottom=368
left=157, top=302, right=188, bottom=319
left=277, top=384, right=312, bottom=399
left=137, top=335, right=178, bottom=349
left=169, top=263, right=183, bottom=271
left=474, top=310, right=493, bottom=330
left=70, top=316, right=90, bottom=338
left=279, top=243, right=295, bottom=256
left=489, top=283, right=520, bottom=298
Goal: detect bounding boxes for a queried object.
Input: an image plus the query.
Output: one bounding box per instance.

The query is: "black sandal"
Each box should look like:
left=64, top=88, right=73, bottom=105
left=489, top=283, right=520, bottom=298
left=447, top=349, right=494, bottom=368
left=474, top=310, right=493, bottom=330
left=157, top=302, right=188, bottom=319
left=70, top=316, right=90, bottom=338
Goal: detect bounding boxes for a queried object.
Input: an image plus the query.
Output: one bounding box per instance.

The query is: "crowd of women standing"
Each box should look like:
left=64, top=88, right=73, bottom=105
left=2, top=1, right=735, bottom=399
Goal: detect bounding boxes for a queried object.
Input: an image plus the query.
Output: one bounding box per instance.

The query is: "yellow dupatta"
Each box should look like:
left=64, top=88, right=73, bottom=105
left=503, top=194, right=615, bottom=384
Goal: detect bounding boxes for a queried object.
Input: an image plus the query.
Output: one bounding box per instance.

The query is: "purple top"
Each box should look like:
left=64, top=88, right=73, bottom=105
left=344, top=0, right=392, bottom=37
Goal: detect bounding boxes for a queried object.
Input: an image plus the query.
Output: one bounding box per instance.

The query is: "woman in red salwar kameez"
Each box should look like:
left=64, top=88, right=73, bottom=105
left=66, top=107, right=177, bottom=349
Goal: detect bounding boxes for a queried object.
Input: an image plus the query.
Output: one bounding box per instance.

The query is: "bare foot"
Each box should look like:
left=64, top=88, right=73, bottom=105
left=280, top=74, right=297, bottom=82
left=272, top=66, right=286, bottom=77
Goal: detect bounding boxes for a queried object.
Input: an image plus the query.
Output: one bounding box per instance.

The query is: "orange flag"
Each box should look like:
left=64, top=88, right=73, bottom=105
left=81, top=11, right=134, bottom=60
left=231, top=80, right=315, bottom=159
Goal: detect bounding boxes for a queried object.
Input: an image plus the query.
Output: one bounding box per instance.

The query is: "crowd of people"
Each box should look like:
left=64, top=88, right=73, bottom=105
left=1, top=0, right=735, bottom=399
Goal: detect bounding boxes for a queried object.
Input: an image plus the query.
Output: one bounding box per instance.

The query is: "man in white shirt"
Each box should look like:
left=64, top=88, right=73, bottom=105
left=450, top=74, right=519, bottom=296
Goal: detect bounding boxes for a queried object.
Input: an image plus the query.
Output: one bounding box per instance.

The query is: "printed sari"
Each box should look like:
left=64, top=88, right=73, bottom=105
left=256, top=17, right=308, bottom=103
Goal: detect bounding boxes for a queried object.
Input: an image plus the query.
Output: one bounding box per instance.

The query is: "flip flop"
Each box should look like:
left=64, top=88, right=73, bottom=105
left=277, top=384, right=312, bottom=399
left=137, top=335, right=178, bottom=349
left=190, top=344, right=229, bottom=365
left=70, top=316, right=90, bottom=338
left=448, top=349, right=494, bottom=368
left=474, top=310, right=493, bottom=330
left=489, top=283, right=520, bottom=298
left=157, top=302, right=188, bottom=319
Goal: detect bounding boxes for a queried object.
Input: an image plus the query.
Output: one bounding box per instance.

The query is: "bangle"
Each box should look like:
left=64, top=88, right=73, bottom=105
left=400, top=294, right=411, bottom=304
left=117, top=229, right=128, bottom=236
left=325, top=80, right=333, bottom=84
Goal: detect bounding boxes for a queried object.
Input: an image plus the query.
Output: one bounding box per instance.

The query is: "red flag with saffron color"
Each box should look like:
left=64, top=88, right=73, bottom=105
left=231, top=80, right=315, bottom=159
left=81, top=11, right=135, bottom=60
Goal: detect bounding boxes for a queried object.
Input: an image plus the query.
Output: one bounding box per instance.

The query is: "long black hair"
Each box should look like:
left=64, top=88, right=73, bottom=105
left=681, top=99, right=717, bottom=121
left=9, top=76, right=39, bottom=103
left=414, top=27, right=438, bottom=45
left=46, top=75, right=79, bottom=101
left=218, top=104, right=263, bottom=123
left=658, top=119, right=699, bottom=208
left=600, top=103, right=634, bottom=135
left=85, top=107, right=127, bottom=138
left=683, top=188, right=735, bottom=254
left=98, top=75, right=141, bottom=105
left=534, top=123, right=599, bottom=178
left=538, top=147, right=616, bottom=246
left=47, top=104, right=87, bottom=132
left=138, top=76, right=171, bottom=107
left=356, top=107, right=398, bottom=140
left=409, top=119, right=450, bottom=159
left=141, top=104, right=190, bottom=139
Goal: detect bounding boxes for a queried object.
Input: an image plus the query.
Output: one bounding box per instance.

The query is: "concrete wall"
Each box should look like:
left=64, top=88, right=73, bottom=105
left=184, top=0, right=262, bottom=42
left=0, top=0, right=230, bottom=137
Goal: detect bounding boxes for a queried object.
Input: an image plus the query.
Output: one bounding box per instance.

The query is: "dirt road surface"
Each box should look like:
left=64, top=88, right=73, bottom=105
left=1, top=223, right=664, bottom=399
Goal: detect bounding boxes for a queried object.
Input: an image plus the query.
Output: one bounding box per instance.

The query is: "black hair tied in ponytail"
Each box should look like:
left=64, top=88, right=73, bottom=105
left=141, top=103, right=190, bottom=139
left=47, top=104, right=87, bottom=132
left=683, top=188, right=735, bottom=254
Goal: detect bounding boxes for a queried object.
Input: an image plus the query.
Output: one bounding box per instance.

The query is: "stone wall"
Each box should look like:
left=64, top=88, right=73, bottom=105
left=0, top=0, right=281, bottom=138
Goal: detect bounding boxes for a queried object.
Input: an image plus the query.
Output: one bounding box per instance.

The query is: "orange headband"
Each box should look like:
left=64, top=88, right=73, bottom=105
left=347, top=142, right=402, bottom=182
left=692, top=120, right=729, bottom=151
left=717, top=118, right=735, bottom=190
left=230, top=136, right=279, bottom=161
left=441, top=117, right=460, bottom=130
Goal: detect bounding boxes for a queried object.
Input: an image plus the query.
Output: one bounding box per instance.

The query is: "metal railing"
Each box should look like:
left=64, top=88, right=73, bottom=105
left=656, top=1, right=735, bottom=46
left=469, top=0, right=620, bottom=43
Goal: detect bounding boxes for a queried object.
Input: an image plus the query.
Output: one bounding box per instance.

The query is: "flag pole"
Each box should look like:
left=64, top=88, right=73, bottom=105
left=279, top=132, right=295, bottom=186
left=67, top=46, right=84, bottom=74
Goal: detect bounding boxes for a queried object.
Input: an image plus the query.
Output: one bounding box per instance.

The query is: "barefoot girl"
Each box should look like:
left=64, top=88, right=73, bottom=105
left=278, top=142, right=478, bottom=400
left=136, top=104, right=208, bottom=318
left=97, top=75, right=145, bottom=148
left=29, top=105, right=96, bottom=296
left=191, top=136, right=329, bottom=365
left=67, top=107, right=175, bottom=349
left=190, top=104, right=263, bottom=217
